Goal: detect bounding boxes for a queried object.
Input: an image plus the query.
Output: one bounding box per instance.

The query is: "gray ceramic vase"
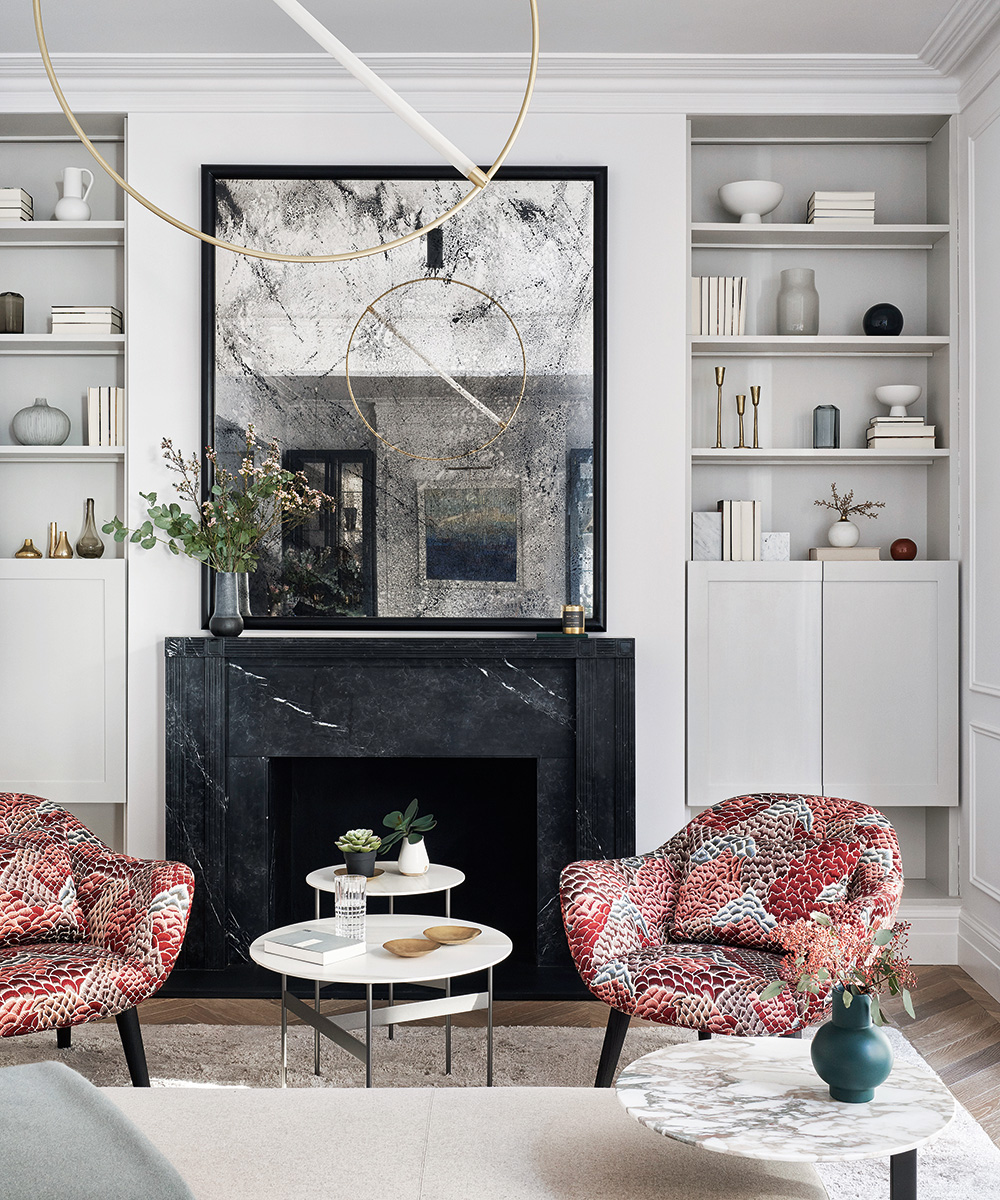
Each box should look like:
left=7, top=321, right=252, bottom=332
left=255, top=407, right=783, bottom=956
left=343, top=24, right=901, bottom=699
left=12, top=397, right=71, bottom=446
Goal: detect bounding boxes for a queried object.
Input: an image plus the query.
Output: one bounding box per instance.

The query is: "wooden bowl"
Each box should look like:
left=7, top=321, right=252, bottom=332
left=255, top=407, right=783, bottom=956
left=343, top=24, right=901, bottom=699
left=383, top=938, right=439, bottom=958
left=423, top=925, right=481, bottom=945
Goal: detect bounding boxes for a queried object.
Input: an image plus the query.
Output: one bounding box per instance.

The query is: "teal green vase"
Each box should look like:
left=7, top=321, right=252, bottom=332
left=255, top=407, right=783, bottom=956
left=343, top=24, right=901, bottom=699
left=810, top=986, right=893, bottom=1103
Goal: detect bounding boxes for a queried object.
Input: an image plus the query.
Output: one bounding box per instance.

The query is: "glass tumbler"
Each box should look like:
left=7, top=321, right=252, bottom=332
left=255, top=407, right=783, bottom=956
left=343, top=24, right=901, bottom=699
left=334, top=873, right=367, bottom=942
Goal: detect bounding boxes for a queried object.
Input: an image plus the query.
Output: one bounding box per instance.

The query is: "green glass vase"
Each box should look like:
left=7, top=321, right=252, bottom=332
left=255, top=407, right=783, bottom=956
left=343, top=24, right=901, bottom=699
left=810, top=985, right=893, bottom=1103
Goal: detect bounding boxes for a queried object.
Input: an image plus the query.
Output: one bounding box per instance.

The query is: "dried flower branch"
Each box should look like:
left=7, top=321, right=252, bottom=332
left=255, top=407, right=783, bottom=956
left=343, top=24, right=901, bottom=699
left=814, top=482, right=885, bottom=521
left=103, top=425, right=333, bottom=573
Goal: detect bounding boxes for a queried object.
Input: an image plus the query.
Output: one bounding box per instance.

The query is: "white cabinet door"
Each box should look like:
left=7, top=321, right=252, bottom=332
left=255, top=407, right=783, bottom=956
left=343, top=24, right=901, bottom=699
left=822, top=561, right=958, bottom=808
left=687, top=562, right=824, bottom=807
left=0, top=560, right=125, bottom=805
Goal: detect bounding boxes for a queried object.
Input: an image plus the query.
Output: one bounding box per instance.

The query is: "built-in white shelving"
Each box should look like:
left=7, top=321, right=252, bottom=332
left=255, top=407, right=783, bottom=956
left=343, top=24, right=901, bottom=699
left=691, top=223, right=949, bottom=249
left=0, top=334, right=125, bottom=356
left=0, top=220, right=124, bottom=247
left=0, top=446, right=124, bottom=464
left=692, top=448, right=949, bottom=466
left=691, top=335, right=949, bottom=357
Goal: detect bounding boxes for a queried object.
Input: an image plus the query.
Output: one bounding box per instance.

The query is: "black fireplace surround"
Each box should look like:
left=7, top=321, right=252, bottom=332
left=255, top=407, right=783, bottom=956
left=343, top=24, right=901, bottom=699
left=164, top=637, right=635, bottom=998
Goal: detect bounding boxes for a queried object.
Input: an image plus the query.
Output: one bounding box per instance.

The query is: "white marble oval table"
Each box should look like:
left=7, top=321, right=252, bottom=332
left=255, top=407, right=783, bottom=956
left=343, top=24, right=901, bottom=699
left=616, top=1038, right=955, bottom=1200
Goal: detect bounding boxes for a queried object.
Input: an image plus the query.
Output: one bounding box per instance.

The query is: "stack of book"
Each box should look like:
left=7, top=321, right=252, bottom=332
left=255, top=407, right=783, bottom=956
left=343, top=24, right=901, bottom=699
left=87, top=386, right=126, bottom=447
left=717, top=499, right=761, bottom=561
left=866, top=415, right=935, bottom=450
left=51, top=305, right=123, bottom=335
left=0, top=187, right=33, bottom=223
left=807, top=191, right=875, bottom=225
left=261, top=926, right=366, bottom=966
left=692, top=276, right=748, bottom=336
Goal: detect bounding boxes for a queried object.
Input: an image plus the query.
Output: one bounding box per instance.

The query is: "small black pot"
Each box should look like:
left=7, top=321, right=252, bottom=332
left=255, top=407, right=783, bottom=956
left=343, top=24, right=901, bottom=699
left=342, top=849, right=378, bottom=877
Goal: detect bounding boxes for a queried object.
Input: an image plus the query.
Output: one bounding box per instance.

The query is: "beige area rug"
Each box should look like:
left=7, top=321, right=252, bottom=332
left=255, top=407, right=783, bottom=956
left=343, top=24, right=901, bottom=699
left=2, top=1022, right=997, bottom=1199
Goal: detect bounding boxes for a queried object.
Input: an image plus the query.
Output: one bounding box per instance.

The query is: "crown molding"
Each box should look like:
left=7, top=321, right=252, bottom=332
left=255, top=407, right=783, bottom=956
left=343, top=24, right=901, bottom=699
left=0, top=50, right=958, bottom=106
left=922, top=0, right=1000, bottom=77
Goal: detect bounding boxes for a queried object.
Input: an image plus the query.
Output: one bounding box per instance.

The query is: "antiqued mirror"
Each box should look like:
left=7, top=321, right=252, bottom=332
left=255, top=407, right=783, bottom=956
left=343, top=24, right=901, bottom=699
left=202, top=165, right=606, bottom=629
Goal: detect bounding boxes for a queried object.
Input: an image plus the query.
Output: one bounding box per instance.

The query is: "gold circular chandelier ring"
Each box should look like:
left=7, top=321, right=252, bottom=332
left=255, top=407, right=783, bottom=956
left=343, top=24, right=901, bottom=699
left=345, top=277, right=527, bottom=462
left=32, top=0, right=539, bottom=263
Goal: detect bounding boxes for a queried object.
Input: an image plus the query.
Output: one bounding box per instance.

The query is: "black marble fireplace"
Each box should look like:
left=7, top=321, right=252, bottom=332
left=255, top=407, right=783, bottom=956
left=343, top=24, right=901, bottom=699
left=163, top=637, right=635, bottom=998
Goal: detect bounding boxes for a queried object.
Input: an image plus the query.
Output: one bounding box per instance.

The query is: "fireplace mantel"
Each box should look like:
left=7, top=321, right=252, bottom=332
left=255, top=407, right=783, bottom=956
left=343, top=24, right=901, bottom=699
left=165, top=636, right=635, bottom=994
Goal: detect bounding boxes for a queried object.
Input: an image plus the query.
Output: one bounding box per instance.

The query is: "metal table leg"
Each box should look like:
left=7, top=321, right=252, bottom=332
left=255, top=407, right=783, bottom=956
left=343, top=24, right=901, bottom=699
left=445, top=978, right=452, bottom=1073
left=366, top=984, right=373, bottom=1088
left=487, top=965, right=494, bottom=1087
left=280, top=974, right=288, bottom=1089
left=890, top=1150, right=917, bottom=1200
left=388, top=896, right=394, bottom=1040
left=314, top=888, right=321, bottom=1072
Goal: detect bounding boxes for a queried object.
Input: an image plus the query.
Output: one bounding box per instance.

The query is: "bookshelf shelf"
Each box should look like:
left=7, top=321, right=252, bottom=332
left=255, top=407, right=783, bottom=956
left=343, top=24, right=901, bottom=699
left=0, top=220, right=125, bottom=247
left=692, top=448, right=949, bottom=466
left=691, top=335, right=949, bottom=357
left=691, top=223, right=949, bottom=249
left=0, top=334, right=125, bottom=357
left=0, top=445, right=124, bottom=464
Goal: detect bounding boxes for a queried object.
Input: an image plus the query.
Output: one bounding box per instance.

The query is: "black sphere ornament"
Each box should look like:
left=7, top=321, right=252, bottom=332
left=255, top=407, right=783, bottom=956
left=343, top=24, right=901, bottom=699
left=863, top=303, right=904, bottom=336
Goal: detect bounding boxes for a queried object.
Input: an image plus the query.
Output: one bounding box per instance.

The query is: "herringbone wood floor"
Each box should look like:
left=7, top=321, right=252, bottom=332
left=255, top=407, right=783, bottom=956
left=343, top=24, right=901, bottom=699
left=129, top=965, right=1000, bottom=1145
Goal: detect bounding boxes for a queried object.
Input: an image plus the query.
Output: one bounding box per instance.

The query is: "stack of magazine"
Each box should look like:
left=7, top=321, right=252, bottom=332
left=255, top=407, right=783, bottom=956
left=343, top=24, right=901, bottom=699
left=0, top=188, right=32, bottom=223
left=262, top=926, right=366, bottom=966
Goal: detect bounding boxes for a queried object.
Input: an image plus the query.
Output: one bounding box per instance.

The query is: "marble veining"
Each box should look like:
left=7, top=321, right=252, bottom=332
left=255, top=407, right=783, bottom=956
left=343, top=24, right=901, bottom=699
left=616, top=1038, right=955, bottom=1163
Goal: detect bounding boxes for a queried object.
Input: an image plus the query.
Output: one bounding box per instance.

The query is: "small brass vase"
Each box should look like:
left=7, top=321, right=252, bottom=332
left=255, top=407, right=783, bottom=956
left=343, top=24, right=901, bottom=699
left=53, top=531, right=73, bottom=559
left=14, top=538, right=42, bottom=559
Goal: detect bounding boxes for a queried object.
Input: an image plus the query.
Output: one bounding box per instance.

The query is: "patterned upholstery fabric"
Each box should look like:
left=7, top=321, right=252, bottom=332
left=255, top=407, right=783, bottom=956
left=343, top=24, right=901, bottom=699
left=0, top=828, right=87, bottom=946
left=0, top=794, right=194, bottom=1039
left=560, top=793, right=903, bottom=1037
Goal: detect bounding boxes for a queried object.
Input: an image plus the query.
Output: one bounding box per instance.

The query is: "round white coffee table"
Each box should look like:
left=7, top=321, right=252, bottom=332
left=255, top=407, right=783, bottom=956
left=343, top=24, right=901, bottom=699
left=615, top=1038, right=955, bottom=1200
left=249, top=913, right=512, bottom=1089
left=304, top=862, right=466, bottom=1054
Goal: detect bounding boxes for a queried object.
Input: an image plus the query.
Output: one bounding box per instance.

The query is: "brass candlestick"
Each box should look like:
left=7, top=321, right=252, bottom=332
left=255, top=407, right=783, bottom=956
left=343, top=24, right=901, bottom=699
left=751, top=385, right=761, bottom=449
left=714, top=366, right=725, bottom=448
left=735, top=394, right=747, bottom=449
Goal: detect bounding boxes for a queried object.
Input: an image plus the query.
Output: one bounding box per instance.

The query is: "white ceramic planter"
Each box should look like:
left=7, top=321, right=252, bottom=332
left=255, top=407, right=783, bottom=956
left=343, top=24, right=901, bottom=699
left=397, top=836, right=430, bottom=876
left=828, top=518, right=861, bottom=547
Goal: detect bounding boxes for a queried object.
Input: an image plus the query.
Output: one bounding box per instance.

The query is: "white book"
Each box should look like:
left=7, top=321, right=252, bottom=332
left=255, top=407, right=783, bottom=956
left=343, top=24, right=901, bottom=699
left=736, top=276, right=747, bottom=336
left=0, top=187, right=32, bottom=201
left=740, top=500, right=756, bottom=562
left=809, top=199, right=876, bottom=210
left=100, top=386, right=112, bottom=447
left=700, top=276, right=710, bottom=338
left=114, top=387, right=125, bottom=446
left=809, top=546, right=881, bottom=561
left=866, top=437, right=936, bottom=449
left=810, top=190, right=875, bottom=201
left=718, top=500, right=732, bottom=561
left=867, top=423, right=935, bottom=437
left=691, top=277, right=701, bottom=335
left=808, top=216, right=876, bottom=225
left=262, top=926, right=367, bottom=966
left=752, top=500, right=762, bottom=561
left=87, top=387, right=101, bottom=447
left=708, top=277, right=719, bottom=335
left=869, top=415, right=924, bottom=425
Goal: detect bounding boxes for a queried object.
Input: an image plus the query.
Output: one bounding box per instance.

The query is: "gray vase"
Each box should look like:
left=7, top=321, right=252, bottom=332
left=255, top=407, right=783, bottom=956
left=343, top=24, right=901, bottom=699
left=12, top=397, right=71, bottom=446
left=776, top=267, right=820, bottom=336
left=209, top=571, right=244, bottom=637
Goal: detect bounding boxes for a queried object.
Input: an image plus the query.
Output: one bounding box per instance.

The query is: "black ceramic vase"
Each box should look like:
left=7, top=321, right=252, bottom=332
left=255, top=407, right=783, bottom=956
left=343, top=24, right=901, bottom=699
left=209, top=571, right=244, bottom=637
left=862, top=303, right=904, bottom=336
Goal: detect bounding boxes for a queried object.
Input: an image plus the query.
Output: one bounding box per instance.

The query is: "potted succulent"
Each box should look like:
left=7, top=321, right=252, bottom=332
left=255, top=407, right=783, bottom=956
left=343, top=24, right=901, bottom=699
left=760, top=912, right=915, bottom=1103
left=381, top=800, right=436, bottom=876
left=335, top=828, right=382, bottom=878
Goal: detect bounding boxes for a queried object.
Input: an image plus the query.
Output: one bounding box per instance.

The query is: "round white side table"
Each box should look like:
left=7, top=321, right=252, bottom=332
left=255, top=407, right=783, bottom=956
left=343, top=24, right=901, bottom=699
left=305, top=861, right=466, bottom=1061
left=249, top=914, right=512, bottom=1088
left=616, top=1037, right=955, bottom=1200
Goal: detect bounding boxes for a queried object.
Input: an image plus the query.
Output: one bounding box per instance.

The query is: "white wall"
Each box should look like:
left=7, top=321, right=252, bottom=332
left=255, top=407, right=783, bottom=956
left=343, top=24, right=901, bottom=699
left=124, top=107, right=690, bottom=859
left=958, top=69, right=1000, bottom=996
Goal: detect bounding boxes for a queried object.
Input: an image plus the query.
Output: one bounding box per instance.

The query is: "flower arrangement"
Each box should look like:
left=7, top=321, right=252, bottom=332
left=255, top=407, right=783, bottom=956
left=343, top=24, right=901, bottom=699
left=759, top=911, right=916, bottom=1025
left=335, top=828, right=382, bottom=854
left=103, top=426, right=332, bottom=573
left=381, top=800, right=436, bottom=851
left=814, top=483, right=885, bottom=522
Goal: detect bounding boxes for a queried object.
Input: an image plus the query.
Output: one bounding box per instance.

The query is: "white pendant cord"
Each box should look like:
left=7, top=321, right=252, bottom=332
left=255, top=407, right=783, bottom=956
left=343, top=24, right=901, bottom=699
left=269, top=0, right=487, bottom=188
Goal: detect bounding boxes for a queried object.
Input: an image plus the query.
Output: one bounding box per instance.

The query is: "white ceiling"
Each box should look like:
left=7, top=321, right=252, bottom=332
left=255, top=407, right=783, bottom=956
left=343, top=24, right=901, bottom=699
left=6, top=0, right=963, bottom=57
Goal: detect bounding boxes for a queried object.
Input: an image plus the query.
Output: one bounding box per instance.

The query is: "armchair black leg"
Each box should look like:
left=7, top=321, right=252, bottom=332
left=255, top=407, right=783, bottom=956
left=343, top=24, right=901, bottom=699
left=56, top=1027, right=71, bottom=1049
left=595, top=1008, right=631, bottom=1088
left=115, top=1008, right=151, bottom=1088
left=698, top=1030, right=712, bottom=1040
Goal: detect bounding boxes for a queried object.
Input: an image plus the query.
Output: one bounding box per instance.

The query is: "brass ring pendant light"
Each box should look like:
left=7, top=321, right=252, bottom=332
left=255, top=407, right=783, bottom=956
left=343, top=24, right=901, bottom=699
left=32, top=0, right=540, bottom=263
left=346, top=277, right=527, bottom=461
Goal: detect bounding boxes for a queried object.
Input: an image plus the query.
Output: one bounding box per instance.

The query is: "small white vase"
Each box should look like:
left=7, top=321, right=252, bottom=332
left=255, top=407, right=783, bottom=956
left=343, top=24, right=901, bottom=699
left=53, top=167, right=94, bottom=222
left=828, top=518, right=861, bottom=547
left=398, top=836, right=429, bottom=876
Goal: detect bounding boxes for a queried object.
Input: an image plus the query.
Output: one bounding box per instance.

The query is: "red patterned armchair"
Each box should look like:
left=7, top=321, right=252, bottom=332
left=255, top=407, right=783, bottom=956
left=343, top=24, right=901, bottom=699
left=560, top=793, right=903, bottom=1086
left=0, top=793, right=194, bottom=1086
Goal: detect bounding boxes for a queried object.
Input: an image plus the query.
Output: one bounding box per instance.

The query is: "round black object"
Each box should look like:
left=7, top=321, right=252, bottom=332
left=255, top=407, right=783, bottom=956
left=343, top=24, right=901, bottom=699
left=863, top=303, right=904, bottom=336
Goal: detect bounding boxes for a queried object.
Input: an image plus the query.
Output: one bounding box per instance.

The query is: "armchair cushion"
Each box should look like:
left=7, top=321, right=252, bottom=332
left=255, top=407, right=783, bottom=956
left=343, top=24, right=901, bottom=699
left=0, top=828, right=87, bottom=946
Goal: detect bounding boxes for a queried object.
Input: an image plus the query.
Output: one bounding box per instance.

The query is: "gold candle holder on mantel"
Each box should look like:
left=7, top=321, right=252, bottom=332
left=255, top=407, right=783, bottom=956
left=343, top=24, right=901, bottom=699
left=751, top=385, right=761, bottom=449
left=734, top=394, right=747, bottom=449
left=714, top=366, right=725, bottom=449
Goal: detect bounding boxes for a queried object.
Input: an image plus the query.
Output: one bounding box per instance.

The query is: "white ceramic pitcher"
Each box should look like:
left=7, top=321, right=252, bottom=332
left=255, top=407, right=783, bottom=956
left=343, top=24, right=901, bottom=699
left=53, top=167, right=94, bottom=222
